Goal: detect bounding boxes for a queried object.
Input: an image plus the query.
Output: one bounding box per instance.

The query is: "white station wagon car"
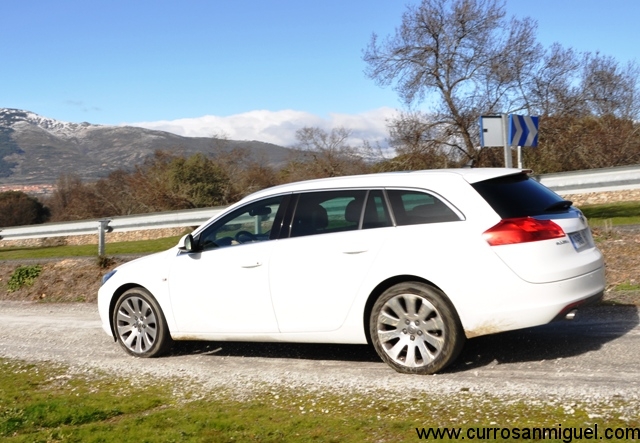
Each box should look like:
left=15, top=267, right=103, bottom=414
left=98, top=168, right=605, bottom=374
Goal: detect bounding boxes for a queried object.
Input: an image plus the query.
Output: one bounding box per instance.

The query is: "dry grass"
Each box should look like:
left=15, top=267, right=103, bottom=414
left=0, top=257, right=125, bottom=303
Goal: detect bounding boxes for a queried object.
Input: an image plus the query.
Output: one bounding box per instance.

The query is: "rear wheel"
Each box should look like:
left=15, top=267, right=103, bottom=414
left=113, top=288, right=172, bottom=357
left=370, top=282, right=464, bottom=374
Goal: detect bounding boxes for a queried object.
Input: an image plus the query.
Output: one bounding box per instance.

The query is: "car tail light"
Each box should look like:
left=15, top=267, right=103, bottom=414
left=482, top=217, right=565, bottom=246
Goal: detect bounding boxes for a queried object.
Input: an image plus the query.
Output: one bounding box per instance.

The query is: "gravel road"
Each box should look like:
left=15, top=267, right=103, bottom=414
left=0, top=301, right=638, bottom=403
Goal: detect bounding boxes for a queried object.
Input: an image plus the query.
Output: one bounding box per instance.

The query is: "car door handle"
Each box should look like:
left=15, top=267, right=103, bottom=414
left=343, top=250, right=367, bottom=255
left=241, top=262, right=263, bottom=268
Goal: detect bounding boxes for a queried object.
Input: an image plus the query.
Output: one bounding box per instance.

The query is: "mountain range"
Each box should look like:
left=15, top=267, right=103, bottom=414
left=0, top=108, right=291, bottom=185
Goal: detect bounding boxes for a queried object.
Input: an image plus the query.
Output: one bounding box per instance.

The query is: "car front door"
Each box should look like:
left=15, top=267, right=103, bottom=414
left=168, top=196, right=287, bottom=334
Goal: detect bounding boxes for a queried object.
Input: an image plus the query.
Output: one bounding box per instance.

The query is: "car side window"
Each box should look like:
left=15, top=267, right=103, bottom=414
left=387, top=190, right=460, bottom=226
left=290, top=190, right=367, bottom=238
left=198, top=196, right=285, bottom=250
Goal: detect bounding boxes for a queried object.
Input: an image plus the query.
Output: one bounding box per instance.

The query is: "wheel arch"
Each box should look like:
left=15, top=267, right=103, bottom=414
left=362, top=275, right=447, bottom=344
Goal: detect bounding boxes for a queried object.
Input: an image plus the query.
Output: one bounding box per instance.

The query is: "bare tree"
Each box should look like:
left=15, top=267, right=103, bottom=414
left=364, top=0, right=541, bottom=164
left=46, top=173, right=106, bottom=221
left=377, top=111, right=455, bottom=171
left=523, top=44, right=583, bottom=117
left=284, top=127, right=370, bottom=180
left=92, top=169, right=143, bottom=216
left=524, top=49, right=640, bottom=119
left=580, top=53, right=640, bottom=119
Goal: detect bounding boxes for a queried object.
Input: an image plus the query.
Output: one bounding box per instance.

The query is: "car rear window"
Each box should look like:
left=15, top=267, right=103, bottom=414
left=386, top=190, right=460, bottom=225
left=471, top=173, right=569, bottom=219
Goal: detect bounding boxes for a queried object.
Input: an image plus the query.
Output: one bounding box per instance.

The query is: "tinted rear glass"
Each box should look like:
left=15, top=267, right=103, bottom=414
left=387, top=190, right=460, bottom=225
left=471, top=173, right=568, bottom=219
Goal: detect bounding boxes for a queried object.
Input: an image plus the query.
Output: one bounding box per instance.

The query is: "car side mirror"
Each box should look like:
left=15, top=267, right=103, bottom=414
left=178, top=234, right=199, bottom=252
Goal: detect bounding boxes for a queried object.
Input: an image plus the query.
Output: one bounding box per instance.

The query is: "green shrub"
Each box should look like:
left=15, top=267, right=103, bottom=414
left=7, top=265, right=43, bottom=292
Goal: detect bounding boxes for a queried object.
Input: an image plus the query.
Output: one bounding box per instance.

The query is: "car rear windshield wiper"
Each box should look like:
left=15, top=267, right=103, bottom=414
left=544, top=200, right=573, bottom=212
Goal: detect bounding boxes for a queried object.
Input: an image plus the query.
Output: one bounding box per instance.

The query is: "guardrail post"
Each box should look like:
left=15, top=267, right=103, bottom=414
left=98, top=219, right=113, bottom=256
left=502, top=113, right=513, bottom=168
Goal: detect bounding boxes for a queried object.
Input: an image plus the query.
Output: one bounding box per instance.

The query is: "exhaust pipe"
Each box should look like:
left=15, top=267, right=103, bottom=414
left=565, top=309, right=578, bottom=321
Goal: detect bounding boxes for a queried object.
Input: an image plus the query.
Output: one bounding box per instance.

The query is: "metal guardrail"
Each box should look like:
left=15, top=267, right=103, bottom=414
left=536, top=164, right=640, bottom=194
left=0, top=207, right=225, bottom=242
left=2, top=164, right=640, bottom=244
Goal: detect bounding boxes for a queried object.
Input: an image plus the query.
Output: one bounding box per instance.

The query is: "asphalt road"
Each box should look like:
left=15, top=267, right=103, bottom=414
left=0, top=301, right=638, bottom=401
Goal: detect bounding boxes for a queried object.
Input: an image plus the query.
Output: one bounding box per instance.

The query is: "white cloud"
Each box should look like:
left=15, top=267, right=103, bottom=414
left=126, top=107, right=398, bottom=147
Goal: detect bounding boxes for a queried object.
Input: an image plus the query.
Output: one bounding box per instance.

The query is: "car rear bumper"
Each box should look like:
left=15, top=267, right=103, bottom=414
left=550, top=289, right=603, bottom=322
left=462, top=265, right=606, bottom=338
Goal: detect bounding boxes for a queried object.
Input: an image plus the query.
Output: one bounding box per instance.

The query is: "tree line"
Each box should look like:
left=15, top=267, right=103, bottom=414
left=365, top=0, right=640, bottom=171
left=2, top=0, right=640, bottom=227
left=0, top=128, right=370, bottom=226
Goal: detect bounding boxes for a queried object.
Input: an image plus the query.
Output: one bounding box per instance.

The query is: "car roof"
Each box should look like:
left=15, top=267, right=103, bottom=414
left=239, top=168, right=526, bottom=203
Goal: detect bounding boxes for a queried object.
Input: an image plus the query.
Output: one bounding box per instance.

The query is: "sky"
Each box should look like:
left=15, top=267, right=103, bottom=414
left=2, top=0, right=640, bottom=147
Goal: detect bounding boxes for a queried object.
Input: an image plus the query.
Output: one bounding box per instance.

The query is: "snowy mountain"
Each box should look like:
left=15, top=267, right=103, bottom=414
left=0, top=108, right=290, bottom=185
left=0, top=109, right=91, bottom=134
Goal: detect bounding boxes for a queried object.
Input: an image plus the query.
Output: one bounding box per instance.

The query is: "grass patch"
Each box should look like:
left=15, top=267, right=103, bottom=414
left=0, top=236, right=183, bottom=261
left=7, top=265, right=42, bottom=292
left=614, top=281, right=640, bottom=291
left=0, top=358, right=637, bottom=442
left=579, top=201, right=640, bottom=226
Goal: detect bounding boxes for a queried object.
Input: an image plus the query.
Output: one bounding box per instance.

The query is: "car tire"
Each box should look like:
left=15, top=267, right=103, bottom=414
left=370, top=282, right=464, bottom=374
left=112, top=287, right=172, bottom=358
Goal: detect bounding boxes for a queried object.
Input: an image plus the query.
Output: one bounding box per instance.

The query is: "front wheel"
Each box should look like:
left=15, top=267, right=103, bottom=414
left=112, top=288, right=172, bottom=357
left=370, top=282, right=464, bottom=374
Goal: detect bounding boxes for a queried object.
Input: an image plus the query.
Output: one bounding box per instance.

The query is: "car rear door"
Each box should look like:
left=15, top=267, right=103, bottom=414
left=269, top=189, right=393, bottom=333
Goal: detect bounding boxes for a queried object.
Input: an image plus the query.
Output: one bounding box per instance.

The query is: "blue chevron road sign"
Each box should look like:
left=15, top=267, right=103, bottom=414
left=509, top=114, right=539, bottom=147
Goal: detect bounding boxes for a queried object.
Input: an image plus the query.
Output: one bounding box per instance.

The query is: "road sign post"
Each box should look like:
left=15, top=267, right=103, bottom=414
left=480, top=114, right=539, bottom=168
left=502, top=114, right=511, bottom=168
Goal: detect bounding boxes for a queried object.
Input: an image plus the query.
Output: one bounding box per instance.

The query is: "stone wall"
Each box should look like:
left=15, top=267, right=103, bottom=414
left=560, top=189, right=640, bottom=206
left=3, top=188, right=640, bottom=249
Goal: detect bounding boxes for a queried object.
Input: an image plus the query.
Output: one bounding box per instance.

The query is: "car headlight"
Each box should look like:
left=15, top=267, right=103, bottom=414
left=101, top=270, right=117, bottom=286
